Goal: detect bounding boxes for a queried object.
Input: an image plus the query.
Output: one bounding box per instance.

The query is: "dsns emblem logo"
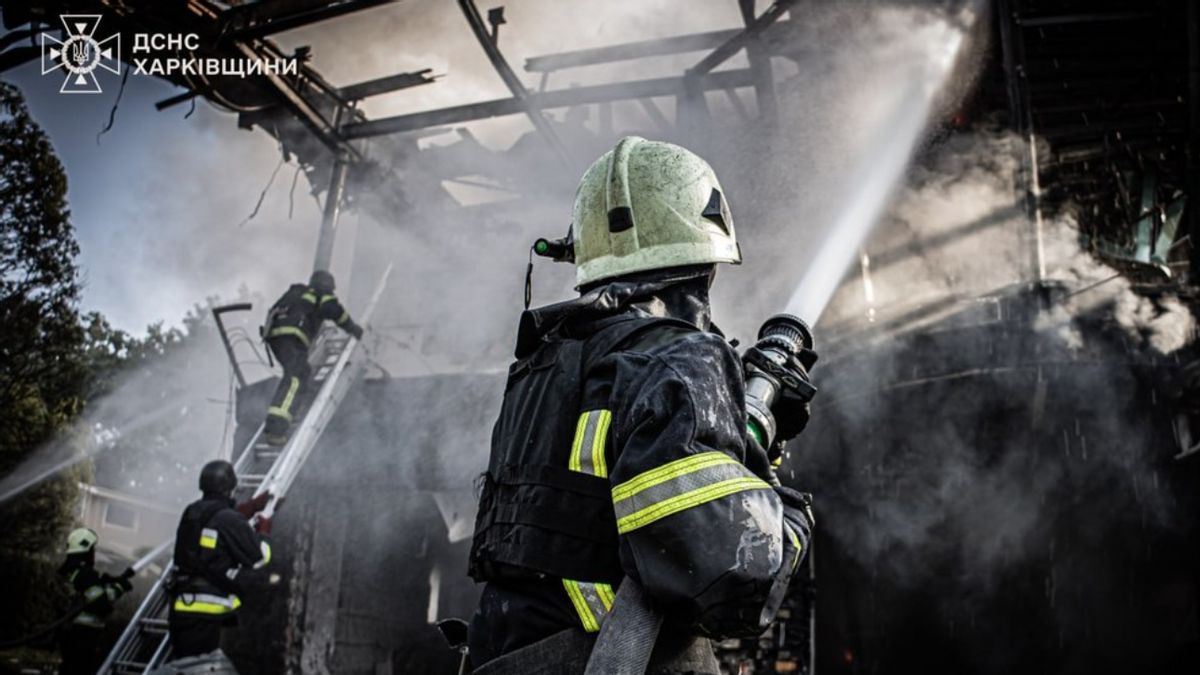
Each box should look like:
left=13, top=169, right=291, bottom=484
left=41, top=15, right=121, bottom=94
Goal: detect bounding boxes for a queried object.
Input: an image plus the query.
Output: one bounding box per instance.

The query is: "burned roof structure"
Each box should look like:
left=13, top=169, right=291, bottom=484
left=3, top=1, right=1200, bottom=674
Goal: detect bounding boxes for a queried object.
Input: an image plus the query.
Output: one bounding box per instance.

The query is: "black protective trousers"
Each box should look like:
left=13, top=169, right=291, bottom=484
left=168, top=610, right=225, bottom=658
left=58, top=624, right=103, bottom=675
left=264, top=336, right=310, bottom=437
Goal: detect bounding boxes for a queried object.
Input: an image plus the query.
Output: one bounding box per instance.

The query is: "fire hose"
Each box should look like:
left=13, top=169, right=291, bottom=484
left=0, top=599, right=87, bottom=649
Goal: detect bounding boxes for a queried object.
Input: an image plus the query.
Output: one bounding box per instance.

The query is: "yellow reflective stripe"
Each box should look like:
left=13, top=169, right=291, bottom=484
left=320, top=294, right=336, bottom=305
left=173, top=594, right=242, bottom=615
left=592, top=412, right=611, bottom=478
left=611, top=451, right=737, bottom=502
left=268, top=377, right=301, bottom=422
left=301, top=292, right=317, bottom=304
left=568, top=413, right=589, bottom=473
left=568, top=410, right=611, bottom=478
left=336, top=311, right=350, bottom=325
left=616, top=476, right=768, bottom=534
left=84, top=585, right=105, bottom=602
left=596, top=582, right=615, bottom=610
left=564, top=580, right=615, bottom=631
left=268, top=326, right=310, bottom=346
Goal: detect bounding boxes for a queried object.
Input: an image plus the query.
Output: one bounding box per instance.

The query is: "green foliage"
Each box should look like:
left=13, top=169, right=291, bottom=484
left=0, top=80, right=86, bottom=645
left=0, top=81, right=232, bottom=653
left=0, top=80, right=87, bottom=475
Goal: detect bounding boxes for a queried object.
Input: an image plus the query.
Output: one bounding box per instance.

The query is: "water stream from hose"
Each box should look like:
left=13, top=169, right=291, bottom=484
left=785, top=4, right=981, bottom=324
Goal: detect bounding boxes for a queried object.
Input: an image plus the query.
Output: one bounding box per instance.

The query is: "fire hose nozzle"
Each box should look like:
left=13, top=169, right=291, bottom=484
left=744, top=314, right=818, bottom=450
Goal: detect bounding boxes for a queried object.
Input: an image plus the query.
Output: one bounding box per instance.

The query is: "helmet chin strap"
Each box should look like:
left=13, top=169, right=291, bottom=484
left=524, top=245, right=535, bottom=310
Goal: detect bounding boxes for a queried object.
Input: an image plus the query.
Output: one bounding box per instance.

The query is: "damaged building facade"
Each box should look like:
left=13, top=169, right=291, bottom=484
left=2, top=0, right=1199, bottom=673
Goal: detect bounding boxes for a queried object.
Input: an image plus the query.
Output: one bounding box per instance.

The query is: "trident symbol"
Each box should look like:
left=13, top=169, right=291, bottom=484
left=70, top=41, right=89, bottom=67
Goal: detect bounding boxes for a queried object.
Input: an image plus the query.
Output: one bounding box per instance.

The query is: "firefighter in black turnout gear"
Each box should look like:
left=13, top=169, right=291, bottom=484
left=167, top=460, right=273, bottom=660
left=57, top=528, right=133, bottom=675
left=262, top=270, right=363, bottom=445
left=467, top=137, right=816, bottom=674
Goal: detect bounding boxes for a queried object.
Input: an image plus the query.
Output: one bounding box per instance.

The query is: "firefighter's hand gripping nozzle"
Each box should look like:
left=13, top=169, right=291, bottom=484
left=743, top=314, right=818, bottom=461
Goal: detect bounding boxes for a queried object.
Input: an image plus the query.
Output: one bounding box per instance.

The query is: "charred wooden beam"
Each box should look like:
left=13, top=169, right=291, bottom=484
left=342, top=69, right=755, bottom=140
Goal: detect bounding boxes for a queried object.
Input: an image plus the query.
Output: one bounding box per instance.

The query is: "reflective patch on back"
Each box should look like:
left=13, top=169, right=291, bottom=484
left=200, top=528, right=219, bottom=549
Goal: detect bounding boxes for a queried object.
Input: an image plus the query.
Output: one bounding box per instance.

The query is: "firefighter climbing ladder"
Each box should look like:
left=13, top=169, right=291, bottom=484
left=95, top=267, right=393, bottom=675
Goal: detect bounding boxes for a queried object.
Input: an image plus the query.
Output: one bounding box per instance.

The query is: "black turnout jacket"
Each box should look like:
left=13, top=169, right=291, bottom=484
left=468, top=269, right=813, bottom=665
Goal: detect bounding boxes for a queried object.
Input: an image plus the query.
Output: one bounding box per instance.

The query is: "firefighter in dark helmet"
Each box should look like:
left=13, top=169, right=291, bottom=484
left=261, top=270, right=363, bottom=445
left=467, top=136, right=816, bottom=674
left=57, top=528, right=133, bottom=675
left=167, top=460, right=272, bottom=660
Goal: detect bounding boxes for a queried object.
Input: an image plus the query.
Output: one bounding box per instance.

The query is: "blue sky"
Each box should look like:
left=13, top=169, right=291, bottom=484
left=5, top=59, right=321, bottom=332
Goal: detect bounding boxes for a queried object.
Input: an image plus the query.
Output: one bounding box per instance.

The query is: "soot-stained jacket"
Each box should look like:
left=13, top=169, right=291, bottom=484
left=468, top=270, right=813, bottom=665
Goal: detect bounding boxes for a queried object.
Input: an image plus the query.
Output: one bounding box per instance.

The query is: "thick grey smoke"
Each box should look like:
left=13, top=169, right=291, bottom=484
left=792, top=128, right=1191, bottom=672
left=819, top=129, right=1195, bottom=352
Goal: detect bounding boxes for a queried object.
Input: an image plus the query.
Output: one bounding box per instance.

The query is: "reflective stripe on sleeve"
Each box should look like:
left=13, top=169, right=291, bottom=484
left=301, top=292, right=317, bottom=304
left=562, top=579, right=614, bottom=633
left=320, top=294, right=336, bottom=305
left=612, top=451, right=771, bottom=534
left=568, top=410, right=611, bottom=478
left=199, top=528, right=219, bottom=549
left=254, top=541, right=272, bottom=569
left=84, top=585, right=105, bottom=602
left=173, top=592, right=242, bottom=615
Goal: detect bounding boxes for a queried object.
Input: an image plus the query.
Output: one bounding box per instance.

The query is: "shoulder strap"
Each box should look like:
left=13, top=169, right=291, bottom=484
left=580, top=316, right=699, bottom=377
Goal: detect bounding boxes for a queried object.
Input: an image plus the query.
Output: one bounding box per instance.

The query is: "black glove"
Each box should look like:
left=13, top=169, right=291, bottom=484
left=774, top=485, right=814, bottom=573
left=120, top=566, right=135, bottom=580
left=347, top=322, right=365, bottom=340
left=773, top=395, right=812, bottom=445
left=775, top=485, right=815, bottom=533
left=114, top=577, right=133, bottom=594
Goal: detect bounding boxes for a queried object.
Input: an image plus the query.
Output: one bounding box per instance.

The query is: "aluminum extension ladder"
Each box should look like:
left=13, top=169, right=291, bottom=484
left=95, top=267, right=392, bottom=675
